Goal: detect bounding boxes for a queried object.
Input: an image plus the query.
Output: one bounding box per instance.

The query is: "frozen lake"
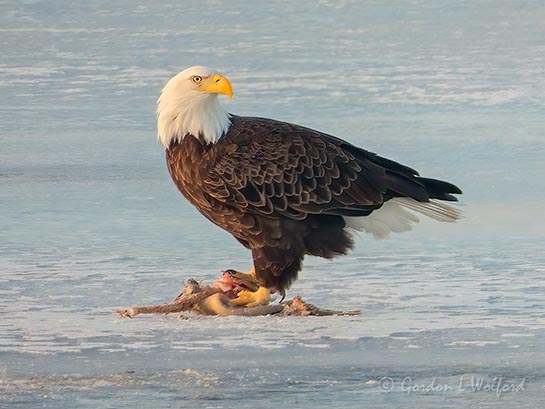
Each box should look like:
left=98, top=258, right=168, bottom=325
left=1, top=1, right=545, bottom=408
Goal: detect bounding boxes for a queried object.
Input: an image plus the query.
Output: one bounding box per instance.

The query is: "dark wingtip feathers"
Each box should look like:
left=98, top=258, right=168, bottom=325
left=417, top=177, right=462, bottom=201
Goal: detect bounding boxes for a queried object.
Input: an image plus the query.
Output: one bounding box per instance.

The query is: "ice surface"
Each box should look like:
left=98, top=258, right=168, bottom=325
left=1, top=0, right=545, bottom=408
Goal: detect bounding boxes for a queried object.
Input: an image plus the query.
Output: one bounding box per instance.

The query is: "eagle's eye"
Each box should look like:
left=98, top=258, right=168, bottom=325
left=191, top=75, right=203, bottom=84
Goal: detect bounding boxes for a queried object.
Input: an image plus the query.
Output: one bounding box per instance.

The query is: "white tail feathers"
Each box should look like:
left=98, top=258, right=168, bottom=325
left=392, top=197, right=463, bottom=222
left=344, top=198, right=462, bottom=239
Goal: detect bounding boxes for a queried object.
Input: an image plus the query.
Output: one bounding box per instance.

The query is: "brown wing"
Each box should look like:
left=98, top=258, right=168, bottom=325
left=201, top=116, right=459, bottom=221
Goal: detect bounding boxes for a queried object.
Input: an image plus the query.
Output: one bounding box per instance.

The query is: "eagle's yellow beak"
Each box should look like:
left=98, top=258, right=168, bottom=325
left=197, top=74, right=233, bottom=100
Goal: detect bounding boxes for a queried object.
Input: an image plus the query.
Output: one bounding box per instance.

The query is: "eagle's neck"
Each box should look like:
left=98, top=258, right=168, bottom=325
left=157, top=93, right=231, bottom=149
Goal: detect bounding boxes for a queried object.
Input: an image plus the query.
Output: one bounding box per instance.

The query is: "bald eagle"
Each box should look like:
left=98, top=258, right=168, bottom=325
left=156, top=66, right=462, bottom=305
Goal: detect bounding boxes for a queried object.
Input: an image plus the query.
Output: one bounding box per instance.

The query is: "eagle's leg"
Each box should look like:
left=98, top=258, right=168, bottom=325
left=230, top=268, right=271, bottom=307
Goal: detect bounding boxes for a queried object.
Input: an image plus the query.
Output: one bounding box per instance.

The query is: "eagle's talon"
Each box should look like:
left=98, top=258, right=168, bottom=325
left=215, top=268, right=270, bottom=306
left=231, top=286, right=271, bottom=307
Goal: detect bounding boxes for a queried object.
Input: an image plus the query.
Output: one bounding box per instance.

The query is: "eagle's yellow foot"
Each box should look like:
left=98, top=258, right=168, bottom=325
left=231, top=286, right=271, bottom=307
left=223, top=268, right=271, bottom=307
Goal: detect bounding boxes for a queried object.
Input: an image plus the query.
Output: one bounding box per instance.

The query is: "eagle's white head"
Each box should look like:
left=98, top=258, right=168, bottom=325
left=156, top=66, right=233, bottom=149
